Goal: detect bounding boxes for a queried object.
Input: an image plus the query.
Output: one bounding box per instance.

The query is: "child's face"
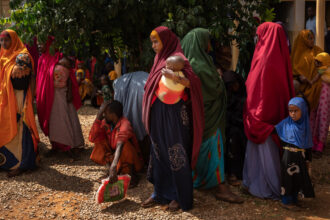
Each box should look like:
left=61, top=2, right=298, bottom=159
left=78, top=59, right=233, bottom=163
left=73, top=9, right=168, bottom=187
left=314, top=59, right=322, bottom=68
left=100, top=77, right=107, bottom=85
left=289, top=105, right=302, bottom=121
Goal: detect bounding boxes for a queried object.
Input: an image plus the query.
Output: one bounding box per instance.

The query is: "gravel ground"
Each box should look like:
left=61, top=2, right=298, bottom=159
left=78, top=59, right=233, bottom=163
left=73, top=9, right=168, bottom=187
left=1, top=105, right=330, bottom=220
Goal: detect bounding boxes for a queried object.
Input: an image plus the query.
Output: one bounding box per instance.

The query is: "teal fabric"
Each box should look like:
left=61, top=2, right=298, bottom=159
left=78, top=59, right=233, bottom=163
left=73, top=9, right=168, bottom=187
left=192, top=128, right=225, bottom=189
left=181, top=28, right=227, bottom=140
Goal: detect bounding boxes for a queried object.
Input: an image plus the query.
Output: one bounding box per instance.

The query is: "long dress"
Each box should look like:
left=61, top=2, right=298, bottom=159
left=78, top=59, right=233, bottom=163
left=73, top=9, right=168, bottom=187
left=147, top=99, right=193, bottom=210
left=49, top=65, right=84, bottom=151
left=181, top=28, right=227, bottom=189
left=242, top=23, right=294, bottom=199
left=142, top=26, right=204, bottom=211
left=0, top=30, right=39, bottom=171
left=36, top=37, right=83, bottom=151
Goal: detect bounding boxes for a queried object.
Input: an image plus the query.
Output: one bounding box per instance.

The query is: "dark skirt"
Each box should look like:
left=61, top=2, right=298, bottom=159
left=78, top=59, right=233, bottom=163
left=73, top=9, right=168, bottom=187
left=281, top=145, right=314, bottom=198
left=147, top=98, right=193, bottom=211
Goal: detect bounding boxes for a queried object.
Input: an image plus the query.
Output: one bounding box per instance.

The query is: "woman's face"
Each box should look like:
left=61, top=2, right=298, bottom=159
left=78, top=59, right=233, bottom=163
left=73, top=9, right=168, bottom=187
left=306, top=33, right=315, bottom=49
left=288, top=105, right=302, bottom=121
left=0, top=33, right=12, bottom=50
left=150, top=35, right=162, bottom=54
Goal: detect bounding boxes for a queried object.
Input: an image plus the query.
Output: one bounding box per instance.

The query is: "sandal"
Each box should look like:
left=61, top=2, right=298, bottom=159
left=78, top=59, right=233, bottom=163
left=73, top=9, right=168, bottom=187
left=215, top=192, right=244, bottom=204
left=141, top=197, right=157, bottom=208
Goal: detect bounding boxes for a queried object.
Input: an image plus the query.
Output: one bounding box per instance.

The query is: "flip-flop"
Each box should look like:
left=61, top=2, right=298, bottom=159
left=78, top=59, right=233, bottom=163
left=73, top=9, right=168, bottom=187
left=215, top=193, right=244, bottom=204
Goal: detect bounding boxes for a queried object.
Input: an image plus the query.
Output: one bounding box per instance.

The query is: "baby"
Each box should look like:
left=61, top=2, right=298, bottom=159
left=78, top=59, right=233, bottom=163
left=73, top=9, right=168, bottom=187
left=156, top=55, right=186, bottom=104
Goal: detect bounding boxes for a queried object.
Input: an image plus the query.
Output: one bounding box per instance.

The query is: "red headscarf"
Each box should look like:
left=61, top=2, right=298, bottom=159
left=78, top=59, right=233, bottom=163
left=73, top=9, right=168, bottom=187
left=244, top=22, right=295, bottom=144
left=36, top=36, right=81, bottom=136
left=142, top=26, right=204, bottom=168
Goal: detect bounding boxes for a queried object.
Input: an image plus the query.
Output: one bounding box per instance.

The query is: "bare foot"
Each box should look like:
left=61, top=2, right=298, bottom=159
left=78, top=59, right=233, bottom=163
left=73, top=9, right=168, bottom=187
left=280, top=203, right=302, bottom=212
left=215, top=183, right=244, bottom=204
left=7, top=168, right=23, bottom=178
left=168, top=200, right=180, bottom=212
left=141, top=197, right=157, bottom=208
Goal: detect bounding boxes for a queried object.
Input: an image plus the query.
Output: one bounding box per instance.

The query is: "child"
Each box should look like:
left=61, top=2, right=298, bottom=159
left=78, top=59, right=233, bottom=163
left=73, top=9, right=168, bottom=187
left=311, top=52, right=330, bottom=157
left=275, top=97, right=314, bottom=211
left=156, top=55, right=186, bottom=104
left=76, top=68, right=93, bottom=103
left=223, top=71, right=247, bottom=186
left=99, top=74, right=114, bottom=103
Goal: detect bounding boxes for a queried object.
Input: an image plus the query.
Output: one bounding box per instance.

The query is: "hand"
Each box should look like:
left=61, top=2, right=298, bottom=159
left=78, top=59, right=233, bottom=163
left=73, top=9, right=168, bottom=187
left=299, top=75, right=312, bottom=85
left=108, top=166, right=118, bottom=183
left=161, top=68, right=175, bottom=80
left=97, top=101, right=110, bottom=120
left=310, top=74, right=321, bottom=85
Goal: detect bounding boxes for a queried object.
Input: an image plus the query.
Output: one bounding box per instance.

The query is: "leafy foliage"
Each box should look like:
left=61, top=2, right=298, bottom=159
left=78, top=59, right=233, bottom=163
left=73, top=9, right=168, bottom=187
left=2, top=0, right=277, bottom=71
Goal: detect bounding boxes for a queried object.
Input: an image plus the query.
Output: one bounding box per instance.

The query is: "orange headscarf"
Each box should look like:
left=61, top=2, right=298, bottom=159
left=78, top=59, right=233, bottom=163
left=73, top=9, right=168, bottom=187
left=0, top=29, right=39, bottom=149
left=291, top=30, right=323, bottom=110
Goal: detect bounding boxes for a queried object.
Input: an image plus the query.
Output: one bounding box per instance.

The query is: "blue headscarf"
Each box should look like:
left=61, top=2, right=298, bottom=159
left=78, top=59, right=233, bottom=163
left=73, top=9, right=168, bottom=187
left=275, top=97, right=313, bottom=149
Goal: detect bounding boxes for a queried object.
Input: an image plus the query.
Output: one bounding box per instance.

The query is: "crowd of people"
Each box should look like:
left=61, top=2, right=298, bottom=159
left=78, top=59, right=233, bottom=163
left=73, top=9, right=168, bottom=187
left=0, top=19, right=329, bottom=213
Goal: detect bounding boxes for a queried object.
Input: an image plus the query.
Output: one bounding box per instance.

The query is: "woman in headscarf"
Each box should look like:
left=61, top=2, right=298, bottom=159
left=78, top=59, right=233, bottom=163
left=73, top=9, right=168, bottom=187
left=181, top=28, right=242, bottom=203
left=36, top=37, right=84, bottom=157
left=291, top=30, right=323, bottom=113
left=242, top=22, right=295, bottom=200
left=142, top=26, right=204, bottom=211
left=311, top=52, right=330, bottom=156
left=0, top=29, right=39, bottom=177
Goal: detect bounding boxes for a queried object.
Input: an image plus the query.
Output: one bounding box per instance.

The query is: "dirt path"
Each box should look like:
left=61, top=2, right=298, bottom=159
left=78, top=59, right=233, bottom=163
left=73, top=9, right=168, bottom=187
left=0, top=106, right=329, bottom=220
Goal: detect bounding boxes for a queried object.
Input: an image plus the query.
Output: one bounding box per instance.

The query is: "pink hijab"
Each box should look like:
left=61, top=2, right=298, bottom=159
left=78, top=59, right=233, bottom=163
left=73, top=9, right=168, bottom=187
left=36, top=36, right=81, bottom=136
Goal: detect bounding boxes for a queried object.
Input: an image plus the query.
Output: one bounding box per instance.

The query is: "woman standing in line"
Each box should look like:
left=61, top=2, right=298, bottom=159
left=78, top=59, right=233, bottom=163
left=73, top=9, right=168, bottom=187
left=142, top=26, right=204, bottom=211
left=0, top=29, right=39, bottom=177
left=182, top=28, right=243, bottom=203
left=242, top=22, right=294, bottom=200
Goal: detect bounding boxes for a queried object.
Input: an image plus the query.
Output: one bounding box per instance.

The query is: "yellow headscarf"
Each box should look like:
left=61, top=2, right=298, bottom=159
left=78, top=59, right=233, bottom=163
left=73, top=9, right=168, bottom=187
left=291, top=30, right=323, bottom=110
left=0, top=29, right=39, bottom=148
left=315, top=52, right=330, bottom=84
left=315, top=52, right=330, bottom=69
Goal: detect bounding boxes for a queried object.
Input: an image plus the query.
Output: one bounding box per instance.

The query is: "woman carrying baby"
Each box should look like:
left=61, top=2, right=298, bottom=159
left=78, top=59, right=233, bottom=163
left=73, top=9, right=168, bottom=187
left=142, top=26, right=204, bottom=211
left=0, top=29, right=40, bottom=177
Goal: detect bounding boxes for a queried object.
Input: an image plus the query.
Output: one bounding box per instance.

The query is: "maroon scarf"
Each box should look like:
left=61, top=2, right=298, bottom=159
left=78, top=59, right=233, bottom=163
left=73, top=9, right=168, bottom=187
left=142, top=26, right=204, bottom=169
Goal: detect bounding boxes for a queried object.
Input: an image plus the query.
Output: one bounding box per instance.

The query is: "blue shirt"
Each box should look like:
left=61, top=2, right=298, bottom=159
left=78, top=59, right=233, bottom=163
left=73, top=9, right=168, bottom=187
left=306, top=16, right=327, bottom=36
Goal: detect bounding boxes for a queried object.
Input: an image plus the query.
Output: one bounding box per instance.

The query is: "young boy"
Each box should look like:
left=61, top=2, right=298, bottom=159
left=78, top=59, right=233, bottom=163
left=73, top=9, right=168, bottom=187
left=89, top=101, right=144, bottom=187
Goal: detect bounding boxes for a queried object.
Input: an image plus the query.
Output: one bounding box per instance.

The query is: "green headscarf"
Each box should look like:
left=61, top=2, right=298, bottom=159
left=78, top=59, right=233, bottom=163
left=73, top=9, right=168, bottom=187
left=181, top=28, right=227, bottom=140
